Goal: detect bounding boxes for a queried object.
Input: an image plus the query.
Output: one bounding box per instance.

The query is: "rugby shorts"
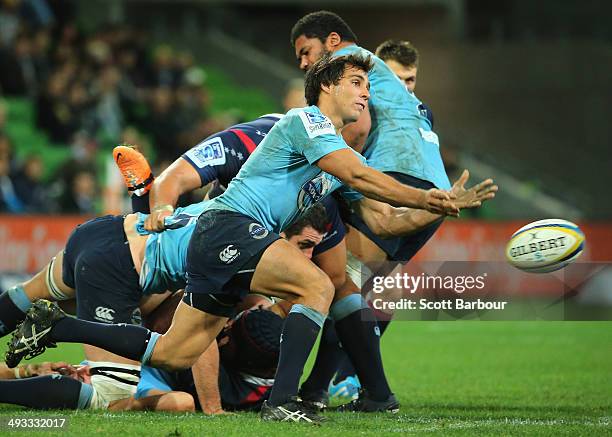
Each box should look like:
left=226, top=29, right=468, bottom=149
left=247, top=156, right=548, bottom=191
left=62, top=215, right=142, bottom=325
left=183, top=209, right=280, bottom=317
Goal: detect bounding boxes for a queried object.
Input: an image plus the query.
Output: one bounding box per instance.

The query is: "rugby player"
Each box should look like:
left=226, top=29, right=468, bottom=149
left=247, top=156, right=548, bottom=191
left=375, top=39, right=434, bottom=126
left=115, top=72, right=493, bottom=416
left=0, top=205, right=325, bottom=412
left=7, top=54, right=461, bottom=423
left=0, top=304, right=284, bottom=413
left=329, top=38, right=439, bottom=401
left=290, top=11, right=497, bottom=410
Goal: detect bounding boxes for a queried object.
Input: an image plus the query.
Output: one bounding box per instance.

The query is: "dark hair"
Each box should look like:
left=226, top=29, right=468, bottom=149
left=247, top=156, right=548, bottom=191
left=375, top=39, right=419, bottom=68
left=220, top=309, right=284, bottom=377
left=284, top=203, right=328, bottom=238
left=304, top=53, right=373, bottom=106
left=291, top=11, right=357, bottom=46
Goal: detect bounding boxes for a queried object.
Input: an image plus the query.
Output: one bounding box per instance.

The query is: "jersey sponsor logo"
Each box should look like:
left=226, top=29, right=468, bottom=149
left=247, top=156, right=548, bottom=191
left=298, top=111, right=336, bottom=139
left=219, top=245, right=240, bottom=264
left=418, top=104, right=428, bottom=119
left=249, top=223, right=269, bottom=240
left=186, top=137, right=227, bottom=168
left=418, top=127, right=439, bottom=146
left=94, top=306, right=115, bottom=322
left=297, top=173, right=335, bottom=212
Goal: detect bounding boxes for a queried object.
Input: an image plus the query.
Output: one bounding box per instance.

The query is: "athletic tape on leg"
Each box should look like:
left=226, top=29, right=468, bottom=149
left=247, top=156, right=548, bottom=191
left=46, top=257, right=71, bottom=300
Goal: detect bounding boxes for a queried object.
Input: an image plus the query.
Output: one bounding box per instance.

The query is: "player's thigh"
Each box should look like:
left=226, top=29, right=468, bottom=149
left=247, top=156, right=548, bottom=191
left=152, top=301, right=227, bottom=369
left=313, top=238, right=348, bottom=292
left=251, top=239, right=333, bottom=313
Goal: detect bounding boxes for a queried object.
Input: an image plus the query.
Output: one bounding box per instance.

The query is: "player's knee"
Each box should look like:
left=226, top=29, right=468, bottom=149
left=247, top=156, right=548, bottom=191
left=173, top=392, right=196, bottom=412
left=303, top=271, right=334, bottom=313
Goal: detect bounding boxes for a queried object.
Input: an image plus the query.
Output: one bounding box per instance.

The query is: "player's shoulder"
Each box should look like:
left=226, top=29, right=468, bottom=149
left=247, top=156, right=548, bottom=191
left=335, top=44, right=374, bottom=59
left=232, top=113, right=284, bottom=133
left=285, top=106, right=336, bottom=139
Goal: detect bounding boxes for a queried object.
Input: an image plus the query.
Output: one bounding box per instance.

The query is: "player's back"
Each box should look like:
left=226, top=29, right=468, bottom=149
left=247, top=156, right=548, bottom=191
left=334, top=45, right=450, bottom=190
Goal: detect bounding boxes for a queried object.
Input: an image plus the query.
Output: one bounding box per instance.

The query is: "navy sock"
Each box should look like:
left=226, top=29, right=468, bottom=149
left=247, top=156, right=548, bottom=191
left=377, top=319, right=391, bottom=335
left=131, top=192, right=150, bottom=213
left=268, top=305, right=324, bottom=406
left=333, top=316, right=392, bottom=382
left=50, top=317, right=151, bottom=362
left=332, top=295, right=391, bottom=401
left=0, top=375, right=93, bottom=409
left=300, top=318, right=346, bottom=394
left=0, top=287, right=32, bottom=336
left=333, top=355, right=356, bottom=383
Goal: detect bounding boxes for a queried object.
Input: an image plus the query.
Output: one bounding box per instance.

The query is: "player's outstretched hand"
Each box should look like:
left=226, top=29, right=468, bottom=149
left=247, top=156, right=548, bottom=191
left=451, top=169, right=498, bottom=209
left=423, top=188, right=459, bottom=217
left=145, top=205, right=174, bottom=232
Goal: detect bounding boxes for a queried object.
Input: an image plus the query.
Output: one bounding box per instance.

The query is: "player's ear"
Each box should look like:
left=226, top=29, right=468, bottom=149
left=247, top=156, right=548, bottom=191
left=320, top=82, right=332, bottom=95
left=325, top=32, right=342, bottom=49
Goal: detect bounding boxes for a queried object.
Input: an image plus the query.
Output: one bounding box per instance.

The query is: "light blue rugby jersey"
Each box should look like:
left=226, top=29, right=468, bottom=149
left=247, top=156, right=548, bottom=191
left=203, top=106, right=364, bottom=233
left=134, top=201, right=207, bottom=294
left=334, top=45, right=450, bottom=190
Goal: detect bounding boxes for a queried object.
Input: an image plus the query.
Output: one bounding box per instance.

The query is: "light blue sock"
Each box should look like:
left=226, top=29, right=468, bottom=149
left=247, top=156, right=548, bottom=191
left=8, top=285, right=32, bottom=312
left=140, top=332, right=161, bottom=365
left=77, top=382, right=94, bottom=409
left=329, top=294, right=368, bottom=322
left=289, top=304, right=325, bottom=328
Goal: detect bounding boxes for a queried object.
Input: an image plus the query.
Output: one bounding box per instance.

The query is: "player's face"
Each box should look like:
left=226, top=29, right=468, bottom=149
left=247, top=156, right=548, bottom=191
left=285, top=225, right=324, bottom=259
left=332, top=67, right=370, bottom=124
left=384, top=59, right=418, bottom=92
left=294, top=35, right=329, bottom=72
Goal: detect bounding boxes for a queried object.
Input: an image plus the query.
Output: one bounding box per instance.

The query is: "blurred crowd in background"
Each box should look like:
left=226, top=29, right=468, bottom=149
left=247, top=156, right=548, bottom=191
left=0, top=0, right=240, bottom=215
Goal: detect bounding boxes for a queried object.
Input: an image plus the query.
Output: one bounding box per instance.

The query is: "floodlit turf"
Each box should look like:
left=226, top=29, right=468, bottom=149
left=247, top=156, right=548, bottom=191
left=1, top=322, right=610, bottom=435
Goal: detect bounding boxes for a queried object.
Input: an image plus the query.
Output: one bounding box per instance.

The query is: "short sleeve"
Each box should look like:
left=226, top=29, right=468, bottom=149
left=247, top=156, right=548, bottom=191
left=288, top=108, right=349, bottom=164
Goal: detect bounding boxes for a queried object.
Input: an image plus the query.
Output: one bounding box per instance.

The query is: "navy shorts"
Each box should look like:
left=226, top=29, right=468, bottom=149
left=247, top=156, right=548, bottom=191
left=62, top=215, right=142, bottom=325
left=184, top=209, right=281, bottom=317
left=346, top=172, right=443, bottom=262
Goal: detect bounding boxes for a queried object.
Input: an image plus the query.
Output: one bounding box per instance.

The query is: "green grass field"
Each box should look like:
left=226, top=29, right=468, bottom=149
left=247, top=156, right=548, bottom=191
left=1, top=322, right=610, bottom=436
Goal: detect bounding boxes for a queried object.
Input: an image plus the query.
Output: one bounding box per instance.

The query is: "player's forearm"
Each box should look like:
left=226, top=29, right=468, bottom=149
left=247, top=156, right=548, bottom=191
left=0, top=363, right=16, bottom=379
left=382, top=208, right=443, bottom=238
left=191, top=340, right=223, bottom=414
left=148, top=173, right=184, bottom=212
left=149, top=160, right=202, bottom=211
left=347, top=167, right=426, bottom=209
left=357, top=199, right=439, bottom=238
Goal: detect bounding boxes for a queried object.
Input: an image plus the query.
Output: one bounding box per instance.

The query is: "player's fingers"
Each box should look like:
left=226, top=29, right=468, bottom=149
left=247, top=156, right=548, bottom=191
left=431, top=189, right=452, bottom=201
left=478, top=185, right=498, bottom=196
left=446, top=201, right=460, bottom=216
left=471, top=179, right=494, bottom=192
left=144, top=215, right=154, bottom=231
left=458, top=169, right=469, bottom=186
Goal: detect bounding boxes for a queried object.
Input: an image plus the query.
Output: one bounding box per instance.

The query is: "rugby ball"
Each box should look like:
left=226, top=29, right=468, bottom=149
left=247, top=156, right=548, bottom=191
left=505, top=219, right=585, bottom=273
